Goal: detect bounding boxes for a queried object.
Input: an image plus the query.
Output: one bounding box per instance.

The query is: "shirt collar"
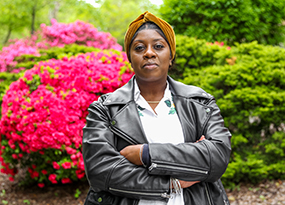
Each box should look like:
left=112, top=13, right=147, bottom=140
left=134, top=79, right=172, bottom=104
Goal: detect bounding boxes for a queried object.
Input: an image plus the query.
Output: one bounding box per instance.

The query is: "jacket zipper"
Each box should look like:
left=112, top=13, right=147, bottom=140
left=149, top=163, right=208, bottom=175
left=109, top=187, right=171, bottom=199
left=205, top=183, right=213, bottom=205
left=109, top=125, right=137, bottom=145
left=105, top=158, right=125, bottom=190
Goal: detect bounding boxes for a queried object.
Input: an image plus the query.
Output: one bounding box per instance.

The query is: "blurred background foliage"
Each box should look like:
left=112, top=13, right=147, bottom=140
left=1, top=0, right=285, bottom=189
left=0, top=0, right=159, bottom=49
left=1, top=0, right=285, bottom=48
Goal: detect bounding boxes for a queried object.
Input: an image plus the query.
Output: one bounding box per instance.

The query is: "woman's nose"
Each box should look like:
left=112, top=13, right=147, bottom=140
left=143, top=46, right=156, bottom=59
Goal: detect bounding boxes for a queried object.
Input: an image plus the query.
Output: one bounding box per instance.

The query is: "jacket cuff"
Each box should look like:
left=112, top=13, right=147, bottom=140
left=142, top=144, right=151, bottom=167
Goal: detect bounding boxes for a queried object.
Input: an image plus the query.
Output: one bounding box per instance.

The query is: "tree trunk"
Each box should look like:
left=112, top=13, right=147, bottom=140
left=49, top=1, right=60, bottom=21
left=3, top=26, right=12, bottom=44
left=31, top=4, right=36, bottom=35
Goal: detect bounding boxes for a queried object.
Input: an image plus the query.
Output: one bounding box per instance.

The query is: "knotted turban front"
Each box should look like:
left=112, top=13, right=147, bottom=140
left=124, top=11, right=176, bottom=62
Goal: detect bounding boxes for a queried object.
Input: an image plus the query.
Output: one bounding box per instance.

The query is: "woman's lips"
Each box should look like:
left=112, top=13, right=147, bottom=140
left=143, top=63, right=158, bottom=69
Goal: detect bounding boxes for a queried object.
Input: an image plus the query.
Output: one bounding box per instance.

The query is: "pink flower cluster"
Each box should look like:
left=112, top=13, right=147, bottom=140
left=0, top=38, right=40, bottom=73
left=0, top=19, right=122, bottom=73
left=0, top=50, right=134, bottom=187
left=38, top=19, right=122, bottom=51
left=207, top=41, right=231, bottom=50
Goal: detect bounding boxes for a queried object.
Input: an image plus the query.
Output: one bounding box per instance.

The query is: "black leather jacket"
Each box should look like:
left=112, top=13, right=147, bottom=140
left=83, top=76, right=231, bottom=205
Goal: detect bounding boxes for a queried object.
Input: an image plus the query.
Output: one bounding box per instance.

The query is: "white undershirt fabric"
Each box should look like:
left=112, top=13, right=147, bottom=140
left=134, top=79, right=185, bottom=205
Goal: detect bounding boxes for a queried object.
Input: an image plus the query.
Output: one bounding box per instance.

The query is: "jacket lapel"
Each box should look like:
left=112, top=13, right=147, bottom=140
left=112, top=102, right=148, bottom=144
left=103, top=76, right=148, bottom=144
left=168, top=76, right=213, bottom=143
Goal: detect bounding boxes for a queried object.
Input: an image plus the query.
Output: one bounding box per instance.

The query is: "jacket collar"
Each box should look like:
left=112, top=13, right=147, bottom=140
left=102, top=75, right=211, bottom=106
left=102, top=76, right=135, bottom=106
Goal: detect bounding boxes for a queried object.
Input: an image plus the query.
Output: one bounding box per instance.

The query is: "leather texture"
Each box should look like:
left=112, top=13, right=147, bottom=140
left=83, top=76, right=232, bottom=205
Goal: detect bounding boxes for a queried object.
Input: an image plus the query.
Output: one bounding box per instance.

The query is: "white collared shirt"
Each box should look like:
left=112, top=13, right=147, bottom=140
left=134, top=79, right=185, bottom=205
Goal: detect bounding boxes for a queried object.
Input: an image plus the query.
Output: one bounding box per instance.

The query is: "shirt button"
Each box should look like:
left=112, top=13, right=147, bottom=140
left=111, top=120, right=116, bottom=125
left=98, top=197, right=102, bottom=202
left=206, top=108, right=211, bottom=113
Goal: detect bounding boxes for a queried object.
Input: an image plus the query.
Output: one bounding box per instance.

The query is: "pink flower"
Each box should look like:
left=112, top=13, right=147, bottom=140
left=12, top=154, right=18, bottom=159
left=52, top=162, right=60, bottom=170
left=9, top=177, right=14, bottom=182
left=66, top=147, right=77, bottom=155
left=62, top=162, right=72, bottom=169
left=61, top=178, right=72, bottom=184
left=28, top=168, right=33, bottom=174
left=70, top=154, right=77, bottom=161
left=48, top=174, right=57, bottom=184
left=8, top=141, right=16, bottom=149
left=76, top=170, right=85, bottom=179
left=41, top=170, right=48, bottom=175
left=38, top=183, right=45, bottom=188
left=31, top=171, right=39, bottom=179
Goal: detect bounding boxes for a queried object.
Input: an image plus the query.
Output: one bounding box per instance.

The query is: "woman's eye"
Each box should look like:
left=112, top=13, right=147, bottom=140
left=135, top=45, right=144, bottom=51
left=155, top=44, right=164, bottom=49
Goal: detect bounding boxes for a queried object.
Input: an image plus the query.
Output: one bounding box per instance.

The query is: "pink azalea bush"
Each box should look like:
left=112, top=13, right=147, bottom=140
left=0, top=50, right=133, bottom=187
left=38, top=19, right=122, bottom=51
left=0, top=38, right=40, bottom=73
left=0, top=19, right=122, bottom=73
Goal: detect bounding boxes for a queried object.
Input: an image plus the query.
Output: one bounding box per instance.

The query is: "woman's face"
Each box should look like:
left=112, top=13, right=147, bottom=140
left=130, top=29, right=171, bottom=83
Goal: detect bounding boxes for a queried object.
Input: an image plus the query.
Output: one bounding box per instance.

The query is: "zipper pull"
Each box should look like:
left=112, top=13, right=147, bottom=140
left=148, top=163, right=157, bottom=172
left=161, top=192, right=171, bottom=199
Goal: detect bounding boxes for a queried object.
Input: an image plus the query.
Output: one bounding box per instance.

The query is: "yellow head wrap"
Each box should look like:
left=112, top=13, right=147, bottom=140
left=124, top=11, right=176, bottom=62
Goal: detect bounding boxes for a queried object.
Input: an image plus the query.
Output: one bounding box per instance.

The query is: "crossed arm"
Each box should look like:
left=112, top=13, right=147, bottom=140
left=120, top=135, right=206, bottom=188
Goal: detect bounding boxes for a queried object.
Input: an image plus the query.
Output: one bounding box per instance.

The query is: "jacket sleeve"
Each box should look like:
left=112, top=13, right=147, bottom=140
left=82, top=100, right=171, bottom=200
left=148, top=98, right=231, bottom=183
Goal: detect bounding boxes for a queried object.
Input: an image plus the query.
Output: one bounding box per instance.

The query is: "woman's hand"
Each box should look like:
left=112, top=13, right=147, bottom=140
left=196, top=135, right=205, bottom=142
left=179, top=180, right=199, bottom=188
left=120, top=135, right=205, bottom=169
left=120, top=144, right=143, bottom=166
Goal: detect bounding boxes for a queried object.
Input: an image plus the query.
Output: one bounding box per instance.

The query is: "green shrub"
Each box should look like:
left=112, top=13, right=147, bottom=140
left=160, top=0, right=285, bottom=45
left=15, top=44, right=101, bottom=69
left=0, top=72, right=22, bottom=116
left=178, top=37, right=285, bottom=188
left=171, top=35, right=231, bottom=79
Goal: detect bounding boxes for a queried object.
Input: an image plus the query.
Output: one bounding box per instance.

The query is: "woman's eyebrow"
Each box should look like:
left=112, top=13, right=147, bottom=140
left=133, top=38, right=165, bottom=43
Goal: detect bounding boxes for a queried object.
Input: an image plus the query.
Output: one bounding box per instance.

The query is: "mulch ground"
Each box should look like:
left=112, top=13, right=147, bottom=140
left=0, top=172, right=284, bottom=205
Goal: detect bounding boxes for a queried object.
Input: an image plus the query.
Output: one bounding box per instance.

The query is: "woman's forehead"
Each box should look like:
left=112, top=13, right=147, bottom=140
left=132, top=29, right=166, bottom=42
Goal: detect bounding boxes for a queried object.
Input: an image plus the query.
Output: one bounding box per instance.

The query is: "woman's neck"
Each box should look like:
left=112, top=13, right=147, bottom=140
left=136, top=78, right=167, bottom=102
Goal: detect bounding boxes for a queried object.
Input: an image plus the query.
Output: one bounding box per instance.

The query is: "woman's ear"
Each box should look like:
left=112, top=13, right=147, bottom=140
left=169, top=57, right=172, bottom=67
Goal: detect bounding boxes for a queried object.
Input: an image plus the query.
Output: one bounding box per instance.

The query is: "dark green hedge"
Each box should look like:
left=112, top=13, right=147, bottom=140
left=171, top=35, right=231, bottom=79
left=173, top=36, right=285, bottom=188
left=14, top=44, right=101, bottom=69
left=160, top=0, right=285, bottom=45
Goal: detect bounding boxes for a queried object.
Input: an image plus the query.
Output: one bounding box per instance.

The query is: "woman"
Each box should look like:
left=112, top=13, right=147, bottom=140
left=83, top=11, right=231, bottom=205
